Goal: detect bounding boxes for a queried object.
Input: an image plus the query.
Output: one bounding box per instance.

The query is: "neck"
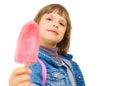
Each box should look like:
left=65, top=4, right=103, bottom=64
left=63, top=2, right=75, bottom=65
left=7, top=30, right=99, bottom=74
left=40, top=45, right=62, bottom=63
left=40, top=41, right=57, bottom=48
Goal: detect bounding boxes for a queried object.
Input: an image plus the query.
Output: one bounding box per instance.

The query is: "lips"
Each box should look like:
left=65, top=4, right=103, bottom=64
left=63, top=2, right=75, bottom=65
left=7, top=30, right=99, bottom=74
left=47, top=30, right=58, bottom=35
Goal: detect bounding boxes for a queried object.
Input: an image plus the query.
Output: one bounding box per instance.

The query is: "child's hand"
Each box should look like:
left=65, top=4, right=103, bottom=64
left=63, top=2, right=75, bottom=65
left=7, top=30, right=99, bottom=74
left=9, top=66, right=35, bottom=86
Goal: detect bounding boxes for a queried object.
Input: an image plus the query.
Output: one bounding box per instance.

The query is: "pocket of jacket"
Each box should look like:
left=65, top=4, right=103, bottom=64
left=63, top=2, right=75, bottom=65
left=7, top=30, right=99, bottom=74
left=46, top=70, right=66, bottom=86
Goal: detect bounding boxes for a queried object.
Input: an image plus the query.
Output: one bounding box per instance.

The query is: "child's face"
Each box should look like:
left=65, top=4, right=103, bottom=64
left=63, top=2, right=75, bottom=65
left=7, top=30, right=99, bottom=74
left=38, top=13, right=67, bottom=48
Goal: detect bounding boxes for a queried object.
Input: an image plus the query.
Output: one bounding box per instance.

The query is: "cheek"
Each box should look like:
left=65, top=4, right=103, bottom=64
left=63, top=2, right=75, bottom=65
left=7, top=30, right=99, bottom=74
left=39, top=20, right=47, bottom=29
left=60, top=30, right=66, bottom=39
left=39, top=23, right=46, bottom=32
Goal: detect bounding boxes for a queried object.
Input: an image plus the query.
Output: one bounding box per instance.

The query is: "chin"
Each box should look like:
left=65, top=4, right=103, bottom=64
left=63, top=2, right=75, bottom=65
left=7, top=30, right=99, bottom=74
left=47, top=39, right=59, bottom=44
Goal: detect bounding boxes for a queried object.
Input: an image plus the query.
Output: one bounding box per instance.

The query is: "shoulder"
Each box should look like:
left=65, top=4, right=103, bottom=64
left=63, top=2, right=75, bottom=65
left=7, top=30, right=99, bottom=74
left=59, top=53, right=73, bottom=61
left=60, top=54, right=80, bottom=67
left=60, top=54, right=83, bottom=73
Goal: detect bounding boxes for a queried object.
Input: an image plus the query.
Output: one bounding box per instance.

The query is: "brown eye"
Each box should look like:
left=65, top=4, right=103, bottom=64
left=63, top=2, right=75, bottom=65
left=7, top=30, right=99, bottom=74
left=47, top=18, right=52, bottom=21
left=60, top=22, right=65, bottom=26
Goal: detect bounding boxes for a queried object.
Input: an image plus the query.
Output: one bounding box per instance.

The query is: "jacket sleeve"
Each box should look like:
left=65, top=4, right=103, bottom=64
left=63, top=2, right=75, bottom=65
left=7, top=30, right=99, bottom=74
left=71, top=61, right=86, bottom=86
left=29, top=62, right=44, bottom=86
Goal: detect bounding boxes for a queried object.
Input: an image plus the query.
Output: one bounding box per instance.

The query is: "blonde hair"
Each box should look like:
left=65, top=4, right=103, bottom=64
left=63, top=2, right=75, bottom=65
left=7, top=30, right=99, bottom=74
left=34, top=3, right=72, bottom=54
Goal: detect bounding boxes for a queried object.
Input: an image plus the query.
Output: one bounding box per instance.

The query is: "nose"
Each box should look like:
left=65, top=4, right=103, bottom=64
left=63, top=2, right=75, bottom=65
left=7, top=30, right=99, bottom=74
left=53, top=22, right=58, bottom=28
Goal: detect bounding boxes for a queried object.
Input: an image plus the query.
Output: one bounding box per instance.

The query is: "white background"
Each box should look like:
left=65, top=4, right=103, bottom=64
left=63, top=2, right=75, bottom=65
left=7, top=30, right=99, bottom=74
left=0, top=0, right=120, bottom=86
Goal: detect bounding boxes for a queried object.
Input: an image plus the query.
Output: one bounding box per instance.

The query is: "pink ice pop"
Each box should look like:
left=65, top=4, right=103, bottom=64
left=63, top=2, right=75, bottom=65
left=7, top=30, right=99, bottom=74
left=15, top=20, right=40, bottom=65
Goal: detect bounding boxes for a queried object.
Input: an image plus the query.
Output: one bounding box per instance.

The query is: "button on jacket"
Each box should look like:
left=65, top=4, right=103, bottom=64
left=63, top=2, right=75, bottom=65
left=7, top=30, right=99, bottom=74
left=29, top=49, right=85, bottom=86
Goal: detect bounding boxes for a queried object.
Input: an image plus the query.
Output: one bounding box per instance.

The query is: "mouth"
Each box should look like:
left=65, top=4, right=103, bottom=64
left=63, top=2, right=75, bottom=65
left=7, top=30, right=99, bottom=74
left=47, top=30, right=58, bottom=35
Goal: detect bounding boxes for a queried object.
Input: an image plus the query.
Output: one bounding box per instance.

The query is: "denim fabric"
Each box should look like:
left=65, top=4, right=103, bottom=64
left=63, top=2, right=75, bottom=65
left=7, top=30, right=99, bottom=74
left=29, top=49, right=85, bottom=86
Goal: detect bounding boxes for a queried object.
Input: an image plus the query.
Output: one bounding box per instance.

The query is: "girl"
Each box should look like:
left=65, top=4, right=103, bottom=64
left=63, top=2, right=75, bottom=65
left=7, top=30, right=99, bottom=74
left=9, top=3, right=85, bottom=86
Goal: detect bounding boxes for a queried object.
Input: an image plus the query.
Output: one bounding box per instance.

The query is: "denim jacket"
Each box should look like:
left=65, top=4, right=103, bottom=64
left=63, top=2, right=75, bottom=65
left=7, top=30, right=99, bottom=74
left=29, top=49, right=85, bottom=86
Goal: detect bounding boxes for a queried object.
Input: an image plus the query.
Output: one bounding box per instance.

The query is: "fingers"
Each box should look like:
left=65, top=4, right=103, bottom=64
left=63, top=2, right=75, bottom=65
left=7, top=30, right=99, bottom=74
left=13, top=74, right=30, bottom=85
left=9, top=66, right=33, bottom=86
left=12, top=66, right=32, bottom=76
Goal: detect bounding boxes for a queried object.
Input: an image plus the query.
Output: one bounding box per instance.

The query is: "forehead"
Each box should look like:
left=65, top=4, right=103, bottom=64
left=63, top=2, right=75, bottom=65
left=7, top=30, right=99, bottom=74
left=51, top=9, right=66, bottom=16
left=46, top=13, right=66, bottom=20
left=43, top=7, right=68, bottom=19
